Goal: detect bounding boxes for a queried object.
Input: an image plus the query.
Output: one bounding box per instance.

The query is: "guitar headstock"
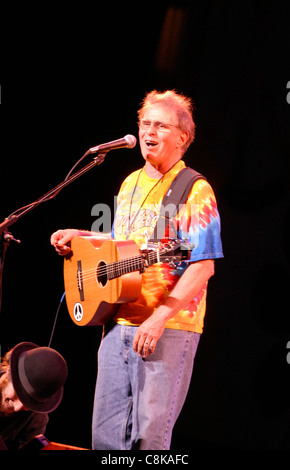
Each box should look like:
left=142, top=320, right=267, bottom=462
left=142, top=240, right=194, bottom=267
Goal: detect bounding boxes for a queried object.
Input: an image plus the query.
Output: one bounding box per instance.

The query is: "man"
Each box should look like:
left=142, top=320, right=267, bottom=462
left=51, top=90, right=223, bottom=450
left=0, top=342, right=68, bottom=450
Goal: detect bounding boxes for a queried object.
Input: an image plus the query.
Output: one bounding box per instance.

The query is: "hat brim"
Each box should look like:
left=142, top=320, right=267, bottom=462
left=10, top=342, right=63, bottom=414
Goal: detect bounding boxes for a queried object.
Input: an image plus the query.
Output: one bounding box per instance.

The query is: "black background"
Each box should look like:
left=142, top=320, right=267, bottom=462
left=1, top=1, right=290, bottom=451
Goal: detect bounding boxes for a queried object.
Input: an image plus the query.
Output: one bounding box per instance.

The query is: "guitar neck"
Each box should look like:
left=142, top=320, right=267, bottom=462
left=106, top=250, right=160, bottom=280
left=106, top=255, right=143, bottom=280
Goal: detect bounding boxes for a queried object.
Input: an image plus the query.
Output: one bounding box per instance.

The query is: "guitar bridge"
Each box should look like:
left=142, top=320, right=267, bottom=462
left=77, top=260, right=84, bottom=301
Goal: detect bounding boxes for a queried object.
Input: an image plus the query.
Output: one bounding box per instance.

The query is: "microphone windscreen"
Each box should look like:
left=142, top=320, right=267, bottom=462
left=125, top=134, right=137, bottom=148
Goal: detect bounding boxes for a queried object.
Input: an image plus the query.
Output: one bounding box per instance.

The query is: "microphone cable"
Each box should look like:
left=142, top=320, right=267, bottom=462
left=48, top=291, right=66, bottom=348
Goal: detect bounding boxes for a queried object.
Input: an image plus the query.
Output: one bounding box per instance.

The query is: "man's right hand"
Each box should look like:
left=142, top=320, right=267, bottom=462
left=50, top=229, right=81, bottom=256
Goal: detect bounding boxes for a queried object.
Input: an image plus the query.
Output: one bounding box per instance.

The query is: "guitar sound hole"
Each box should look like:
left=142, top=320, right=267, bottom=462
left=96, top=261, right=108, bottom=287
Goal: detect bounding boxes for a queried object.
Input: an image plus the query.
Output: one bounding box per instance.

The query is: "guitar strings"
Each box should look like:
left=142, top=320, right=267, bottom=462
left=76, top=257, right=191, bottom=285
left=78, top=256, right=144, bottom=281
left=76, top=250, right=162, bottom=282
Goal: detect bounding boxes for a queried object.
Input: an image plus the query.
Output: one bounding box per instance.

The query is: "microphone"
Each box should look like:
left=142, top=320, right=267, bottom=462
left=89, top=134, right=137, bottom=154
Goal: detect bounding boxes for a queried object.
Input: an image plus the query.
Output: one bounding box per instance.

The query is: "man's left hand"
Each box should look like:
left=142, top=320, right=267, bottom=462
left=133, top=314, right=166, bottom=358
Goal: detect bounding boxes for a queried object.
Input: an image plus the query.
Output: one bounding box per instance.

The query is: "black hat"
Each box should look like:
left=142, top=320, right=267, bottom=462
left=9, top=342, right=68, bottom=413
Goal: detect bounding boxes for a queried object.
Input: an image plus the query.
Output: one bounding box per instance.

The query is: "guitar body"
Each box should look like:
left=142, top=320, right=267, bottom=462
left=63, top=237, right=142, bottom=326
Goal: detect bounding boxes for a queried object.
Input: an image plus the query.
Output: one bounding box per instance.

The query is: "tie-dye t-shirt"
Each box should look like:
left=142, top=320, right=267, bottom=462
left=112, top=160, right=223, bottom=333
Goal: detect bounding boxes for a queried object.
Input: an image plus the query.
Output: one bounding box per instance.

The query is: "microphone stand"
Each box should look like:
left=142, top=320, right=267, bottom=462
left=0, top=150, right=108, bottom=312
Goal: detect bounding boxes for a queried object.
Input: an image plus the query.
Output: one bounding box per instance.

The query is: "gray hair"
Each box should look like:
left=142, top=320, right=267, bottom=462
left=138, top=90, right=196, bottom=153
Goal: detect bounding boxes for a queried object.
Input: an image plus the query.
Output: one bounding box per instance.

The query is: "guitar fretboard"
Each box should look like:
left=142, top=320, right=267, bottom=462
left=106, top=255, right=144, bottom=280
left=105, top=250, right=160, bottom=280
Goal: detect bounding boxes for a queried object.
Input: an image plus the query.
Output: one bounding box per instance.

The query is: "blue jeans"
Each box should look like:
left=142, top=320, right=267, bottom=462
left=92, top=322, right=200, bottom=450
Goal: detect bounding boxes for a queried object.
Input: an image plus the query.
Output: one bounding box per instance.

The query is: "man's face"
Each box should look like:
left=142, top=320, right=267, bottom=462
left=0, top=373, right=27, bottom=416
left=138, top=104, right=188, bottom=173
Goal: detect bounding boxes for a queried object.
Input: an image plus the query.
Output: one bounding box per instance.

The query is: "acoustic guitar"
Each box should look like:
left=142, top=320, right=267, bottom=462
left=63, top=236, right=189, bottom=326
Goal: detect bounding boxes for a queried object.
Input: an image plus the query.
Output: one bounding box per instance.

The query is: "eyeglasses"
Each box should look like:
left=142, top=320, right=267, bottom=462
left=138, top=119, right=179, bottom=132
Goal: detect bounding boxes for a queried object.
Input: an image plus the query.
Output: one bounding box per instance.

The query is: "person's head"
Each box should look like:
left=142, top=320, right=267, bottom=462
left=0, top=350, right=25, bottom=415
left=138, top=90, right=196, bottom=173
left=0, top=343, right=68, bottom=417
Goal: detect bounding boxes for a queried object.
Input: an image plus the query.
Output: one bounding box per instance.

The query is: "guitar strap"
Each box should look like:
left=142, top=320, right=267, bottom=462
left=149, top=167, right=206, bottom=242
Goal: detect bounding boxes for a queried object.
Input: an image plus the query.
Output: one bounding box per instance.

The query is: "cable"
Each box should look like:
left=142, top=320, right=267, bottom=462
left=48, top=292, right=66, bottom=348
